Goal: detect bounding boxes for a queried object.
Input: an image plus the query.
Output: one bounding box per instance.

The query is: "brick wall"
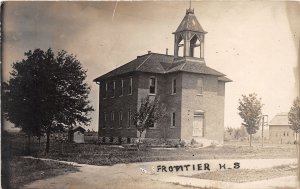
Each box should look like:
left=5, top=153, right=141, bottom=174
left=137, top=73, right=182, bottom=139
left=269, top=125, right=295, bottom=144
left=97, top=71, right=227, bottom=144
left=98, top=73, right=138, bottom=138
left=180, top=73, right=225, bottom=143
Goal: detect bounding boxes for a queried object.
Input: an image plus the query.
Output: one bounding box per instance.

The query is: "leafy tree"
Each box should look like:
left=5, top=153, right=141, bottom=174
left=2, top=48, right=94, bottom=153
left=132, top=96, right=166, bottom=151
left=237, top=93, right=263, bottom=147
left=288, top=97, right=300, bottom=139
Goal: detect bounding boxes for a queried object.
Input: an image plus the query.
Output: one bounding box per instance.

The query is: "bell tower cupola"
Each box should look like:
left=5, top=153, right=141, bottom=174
left=173, top=8, right=207, bottom=61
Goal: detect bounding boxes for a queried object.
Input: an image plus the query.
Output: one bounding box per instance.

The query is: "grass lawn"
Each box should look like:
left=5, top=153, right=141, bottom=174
left=1, top=157, right=79, bottom=189
left=187, top=164, right=297, bottom=183
left=35, top=141, right=297, bottom=166
left=3, top=132, right=298, bottom=166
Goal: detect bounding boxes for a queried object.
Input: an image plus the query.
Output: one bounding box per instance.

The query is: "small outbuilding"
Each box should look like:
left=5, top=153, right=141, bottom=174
left=269, top=113, right=295, bottom=144
left=68, top=126, right=86, bottom=143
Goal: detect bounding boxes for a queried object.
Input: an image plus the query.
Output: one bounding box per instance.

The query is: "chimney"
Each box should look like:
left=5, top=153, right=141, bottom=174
left=148, top=51, right=151, bottom=54
left=166, top=48, right=168, bottom=55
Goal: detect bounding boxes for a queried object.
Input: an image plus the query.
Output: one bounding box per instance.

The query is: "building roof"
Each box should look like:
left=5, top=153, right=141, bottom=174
left=94, top=53, right=231, bottom=82
left=269, top=113, right=291, bottom=126
left=174, top=9, right=206, bottom=34
left=71, top=126, right=86, bottom=133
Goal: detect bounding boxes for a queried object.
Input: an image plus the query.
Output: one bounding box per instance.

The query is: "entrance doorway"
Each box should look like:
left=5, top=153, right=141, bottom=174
left=193, top=115, right=204, bottom=137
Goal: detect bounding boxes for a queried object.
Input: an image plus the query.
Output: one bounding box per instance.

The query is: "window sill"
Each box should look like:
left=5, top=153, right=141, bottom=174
left=110, top=96, right=115, bottom=99
left=128, top=93, right=132, bottom=96
left=170, top=126, right=176, bottom=129
left=196, top=94, right=203, bottom=96
left=149, top=93, right=156, bottom=96
left=171, top=93, right=176, bottom=96
left=149, top=127, right=157, bottom=130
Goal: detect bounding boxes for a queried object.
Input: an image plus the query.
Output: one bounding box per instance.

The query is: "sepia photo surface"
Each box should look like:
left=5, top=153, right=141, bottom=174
left=1, top=1, right=300, bottom=189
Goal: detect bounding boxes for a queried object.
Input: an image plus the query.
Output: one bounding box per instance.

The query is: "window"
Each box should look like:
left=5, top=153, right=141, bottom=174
left=128, top=77, right=132, bottom=95
left=104, top=82, right=108, bottom=99
left=171, top=112, right=176, bottom=128
left=120, top=80, right=124, bottom=96
left=127, top=110, right=132, bottom=128
left=287, top=132, right=289, bottom=136
left=197, top=78, right=203, bottom=95
left=110, top=111, right=114, bottom=129
left=149, top=77, right=156, bottom=94
left=103, top=112, right=107, bottom=129
left=172, top=78, right=177, bottom=94
left=283, top=132, right=286, bottom=136
left=111, top=81, right=116, bottom=98
left=118, top=111, right=123, bottom=129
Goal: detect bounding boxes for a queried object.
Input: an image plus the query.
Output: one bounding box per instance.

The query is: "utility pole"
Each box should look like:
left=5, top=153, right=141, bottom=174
left=261, top=115, right=268, bottom=148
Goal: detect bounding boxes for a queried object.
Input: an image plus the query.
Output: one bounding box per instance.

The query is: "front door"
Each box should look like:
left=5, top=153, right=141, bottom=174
left=193, top=116, right=204, bottom=137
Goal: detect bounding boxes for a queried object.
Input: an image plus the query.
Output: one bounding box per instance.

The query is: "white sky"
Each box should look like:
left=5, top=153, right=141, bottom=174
left=2, top=1, right=300, bottom=131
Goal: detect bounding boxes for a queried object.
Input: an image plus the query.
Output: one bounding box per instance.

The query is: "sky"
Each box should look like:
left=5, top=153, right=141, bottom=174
left=2, top=1, right=300, bottom=131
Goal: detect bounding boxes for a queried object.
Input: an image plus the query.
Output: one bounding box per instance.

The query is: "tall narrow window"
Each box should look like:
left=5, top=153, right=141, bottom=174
left=118, top=111, right=123, bottom=129
left=127, top=110, right=132, bottom=128
left=120, top=80, right=124, bottom=96
left=103, top=112, right=107, bottom=129
left=104, top=82, right=108, bottom=99
left=171, top=112, right=176, bottom=128
left=110, top=111, right=114, bottom=129
left=112, top=81, right=115, bottom=98
left=149, top=77, right=156, bottom=94
left=128, top=77, right=132, bottom=95
left=197, top=78, right=203, bottom=95
left=172, top=78, right=177, bottom=94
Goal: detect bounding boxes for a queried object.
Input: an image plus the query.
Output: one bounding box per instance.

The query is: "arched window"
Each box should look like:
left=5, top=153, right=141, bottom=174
left=177, top=35, right=184, bottom=57
left=190, top=35, right=201, bottom=58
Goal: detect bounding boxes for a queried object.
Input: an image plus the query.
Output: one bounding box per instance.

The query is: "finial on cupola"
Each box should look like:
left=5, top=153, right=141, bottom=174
left=186, top=0, right=194, bottom=14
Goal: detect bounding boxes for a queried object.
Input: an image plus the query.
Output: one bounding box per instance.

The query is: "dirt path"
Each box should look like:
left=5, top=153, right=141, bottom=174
left=24, top=158, right=298, bottom=189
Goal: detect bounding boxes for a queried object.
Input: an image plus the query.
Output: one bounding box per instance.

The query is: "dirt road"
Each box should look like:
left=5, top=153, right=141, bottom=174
left=24, top=158, right=297, bottom=189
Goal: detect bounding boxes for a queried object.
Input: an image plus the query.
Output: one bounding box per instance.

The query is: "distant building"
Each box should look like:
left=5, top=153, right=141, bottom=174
left=269, top=113, right=295, bottom=144
left=94, top=8, right=231, bottom=145
left=68, top=126, right=86, bottom=143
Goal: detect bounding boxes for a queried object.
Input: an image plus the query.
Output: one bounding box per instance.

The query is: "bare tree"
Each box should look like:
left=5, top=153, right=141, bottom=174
left=132, top=96, right=166, bottom=151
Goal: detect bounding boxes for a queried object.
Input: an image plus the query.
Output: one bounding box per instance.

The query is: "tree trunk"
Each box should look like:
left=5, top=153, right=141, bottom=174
left=45, top=131, right=50, bottom=153
left=137, top=131, right=143, bottom=152
left=38, top=137, right=41, bottom=147
left=249, top=134, right=252, bottom=147
left=27, top=134, right=31, bottom=155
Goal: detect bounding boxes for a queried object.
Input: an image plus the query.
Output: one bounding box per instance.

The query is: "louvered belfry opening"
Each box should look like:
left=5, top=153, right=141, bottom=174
left=173, top=8, right=206, bottom=59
